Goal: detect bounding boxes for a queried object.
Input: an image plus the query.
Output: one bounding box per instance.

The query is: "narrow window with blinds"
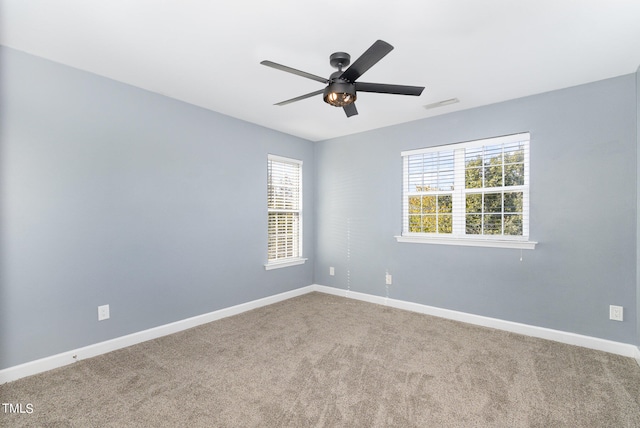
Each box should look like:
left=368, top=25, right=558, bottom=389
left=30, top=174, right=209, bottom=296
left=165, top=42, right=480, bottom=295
left=396, top=133, right=536, bottom=249
left=265, top=155, right=306, bottom=270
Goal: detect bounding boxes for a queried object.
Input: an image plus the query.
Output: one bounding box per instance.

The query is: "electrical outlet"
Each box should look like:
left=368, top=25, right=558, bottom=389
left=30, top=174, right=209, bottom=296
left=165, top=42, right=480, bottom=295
left=385, top=273, right=392, bottom=285
left=329, top=266, right=335, bottom=276
left=609, top=305, right=623, bottom=321
left=98, top=304, right=110, bottom=321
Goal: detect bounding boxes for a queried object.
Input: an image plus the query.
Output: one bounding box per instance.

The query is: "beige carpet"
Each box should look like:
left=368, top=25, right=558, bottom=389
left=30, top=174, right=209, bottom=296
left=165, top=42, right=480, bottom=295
left=1, top=292, right=639, bottom=427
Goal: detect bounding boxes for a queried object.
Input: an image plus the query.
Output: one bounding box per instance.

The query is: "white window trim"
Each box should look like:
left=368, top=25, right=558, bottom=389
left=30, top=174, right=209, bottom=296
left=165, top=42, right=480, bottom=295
left=265, top=154, right=306, bottom=270
left=264, top=257, right=308, bottom=270
left=395, top=234, right=537, bottom=249
left=397, top=132, right=537, bottom=249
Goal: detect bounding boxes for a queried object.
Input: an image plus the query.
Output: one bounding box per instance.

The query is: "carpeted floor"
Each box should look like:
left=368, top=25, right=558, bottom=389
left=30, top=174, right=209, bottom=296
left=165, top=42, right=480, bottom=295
left=1, top=292, right=639, bottom=427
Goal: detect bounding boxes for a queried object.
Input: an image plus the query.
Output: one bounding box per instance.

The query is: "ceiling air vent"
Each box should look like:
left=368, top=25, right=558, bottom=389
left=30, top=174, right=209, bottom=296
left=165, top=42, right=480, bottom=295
left=423, top=98, right=459, bottom=110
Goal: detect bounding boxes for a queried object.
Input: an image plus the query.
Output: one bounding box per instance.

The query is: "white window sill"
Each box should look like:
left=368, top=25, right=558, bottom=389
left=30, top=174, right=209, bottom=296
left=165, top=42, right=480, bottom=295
left=264, top=258, right=308, bottom=270
left=395, top=235, right=537, bottom=249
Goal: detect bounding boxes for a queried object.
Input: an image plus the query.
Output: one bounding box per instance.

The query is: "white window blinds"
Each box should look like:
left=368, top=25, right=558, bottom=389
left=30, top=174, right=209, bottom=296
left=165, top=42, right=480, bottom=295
left=267, top=155, right=302, bottom=264
left=400, top=133, right=533, bottom=247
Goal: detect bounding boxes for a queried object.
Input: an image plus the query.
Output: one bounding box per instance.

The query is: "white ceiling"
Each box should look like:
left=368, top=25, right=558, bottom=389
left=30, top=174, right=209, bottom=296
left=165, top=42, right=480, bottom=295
left=1, top=1, right=639, bottom=142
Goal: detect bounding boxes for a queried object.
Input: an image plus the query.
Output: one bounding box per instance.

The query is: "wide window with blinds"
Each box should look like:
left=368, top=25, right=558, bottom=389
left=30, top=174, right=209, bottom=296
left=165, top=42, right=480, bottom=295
left=397, top=133, right=536, bottom=249
left=265, top=155, right=306, bottom=269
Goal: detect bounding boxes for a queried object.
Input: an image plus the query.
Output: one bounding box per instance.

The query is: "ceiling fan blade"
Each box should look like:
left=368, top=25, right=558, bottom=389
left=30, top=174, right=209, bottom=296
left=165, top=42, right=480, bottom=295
left=340, top=40, right=394, bottom=82
left=343, top=103, right=358, bottom=117
left=260, top=60, right=328, bottom=84
left=274, top=89, right=325, bottom=106
left=356, top=82, right=425, bottom=96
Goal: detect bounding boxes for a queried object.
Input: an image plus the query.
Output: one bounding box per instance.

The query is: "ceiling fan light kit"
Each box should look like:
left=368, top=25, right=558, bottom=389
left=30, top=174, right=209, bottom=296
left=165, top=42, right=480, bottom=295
left=261, top=40, right=425, bottom=117
left=323, top=82, right=356, bottom=107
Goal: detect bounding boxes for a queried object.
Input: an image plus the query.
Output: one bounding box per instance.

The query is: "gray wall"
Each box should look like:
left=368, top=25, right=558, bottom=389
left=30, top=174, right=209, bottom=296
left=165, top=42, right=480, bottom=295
left=0, top=47, right=315, bottom=369
left=315, top=74, right=638, bottom=345
left=637, top=66, right=640, bottom=349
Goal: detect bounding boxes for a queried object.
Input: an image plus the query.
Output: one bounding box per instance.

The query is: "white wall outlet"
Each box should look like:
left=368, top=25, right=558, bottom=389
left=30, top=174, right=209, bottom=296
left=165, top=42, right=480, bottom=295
left=98, top=304, right=110, bottom=321
left=329, top=266, right=335, bottom=276
left=609, top=305, right=623, bottom=321
left=385, top=273, right=392, bottom=285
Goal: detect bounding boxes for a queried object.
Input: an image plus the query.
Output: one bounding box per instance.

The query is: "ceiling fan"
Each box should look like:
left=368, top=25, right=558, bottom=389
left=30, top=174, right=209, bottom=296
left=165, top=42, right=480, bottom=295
left=260, top=40, right=425, bottom=117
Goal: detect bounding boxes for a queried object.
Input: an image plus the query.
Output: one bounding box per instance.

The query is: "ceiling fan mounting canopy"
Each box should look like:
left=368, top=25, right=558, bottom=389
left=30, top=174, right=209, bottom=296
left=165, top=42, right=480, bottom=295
left=329, top=52, right=351, bottom=70
left=260, top=40, right=425, bottom=117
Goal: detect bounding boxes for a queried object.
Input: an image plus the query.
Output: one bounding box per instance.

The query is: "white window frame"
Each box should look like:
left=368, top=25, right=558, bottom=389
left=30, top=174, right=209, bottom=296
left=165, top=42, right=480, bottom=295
left=396, top=133, right=537, bottom=249
left=265, top=154, right=307, bottom=270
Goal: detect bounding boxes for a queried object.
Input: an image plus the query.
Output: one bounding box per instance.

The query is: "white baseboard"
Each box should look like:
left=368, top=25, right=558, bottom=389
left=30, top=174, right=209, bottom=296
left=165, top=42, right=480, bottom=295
left=0, top=285, right=315, bottom=385
left=2, top=283, right=638, bottom=384
left=311, top=284, right=640, bottom=360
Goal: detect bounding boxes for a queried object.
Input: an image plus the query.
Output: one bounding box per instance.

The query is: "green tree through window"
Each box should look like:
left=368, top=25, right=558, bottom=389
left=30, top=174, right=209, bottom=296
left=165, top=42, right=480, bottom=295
left=464, top=142, right=525, bottom=236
